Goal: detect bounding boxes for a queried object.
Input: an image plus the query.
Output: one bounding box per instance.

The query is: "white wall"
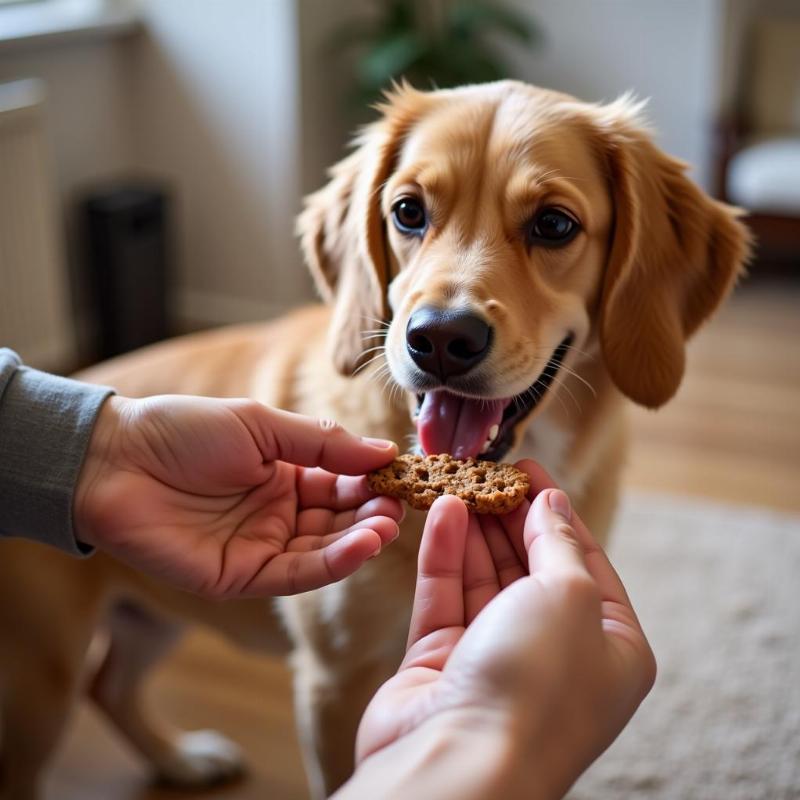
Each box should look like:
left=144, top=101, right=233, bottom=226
left=297, top=0, right=377, bottom=194
left=0, top=0, right=738, bottom=361
left=0, top=38, right=136, bottom=355
left=503, top=0, right=725, bottom=188
left=1, top=0, right=314, bottom=348
left=128, top=0, right=306, bottom=325
left=0, top=40, right=134, bottom=199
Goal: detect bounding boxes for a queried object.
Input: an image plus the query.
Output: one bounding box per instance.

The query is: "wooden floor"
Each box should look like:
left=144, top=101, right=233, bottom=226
left=624, top=282, right=800, bottom=512
left=45, top=282, right=800, bottom=800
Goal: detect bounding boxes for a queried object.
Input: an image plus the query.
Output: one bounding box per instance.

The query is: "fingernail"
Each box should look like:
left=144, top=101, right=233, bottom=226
left=548, top=489, right=571, bottom=520
left=362, top=437, right=397, bottom=450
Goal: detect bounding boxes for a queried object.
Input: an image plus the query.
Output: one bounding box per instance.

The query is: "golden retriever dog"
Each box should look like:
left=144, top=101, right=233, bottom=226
left=0, top=81, right=749, bottom=800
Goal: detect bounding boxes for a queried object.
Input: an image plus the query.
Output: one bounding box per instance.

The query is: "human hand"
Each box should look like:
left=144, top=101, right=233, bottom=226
left=75, top=395, right=403, bottom=598
left=354, top=461, right=655, bottom=798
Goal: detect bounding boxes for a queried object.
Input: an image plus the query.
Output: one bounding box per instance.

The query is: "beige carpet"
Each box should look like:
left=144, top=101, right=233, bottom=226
left=569, top=492, right=800, bottom=800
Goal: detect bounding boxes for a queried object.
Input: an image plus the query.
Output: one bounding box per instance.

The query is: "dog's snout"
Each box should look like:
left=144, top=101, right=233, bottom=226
left=406, top=306, right=492, bottom=381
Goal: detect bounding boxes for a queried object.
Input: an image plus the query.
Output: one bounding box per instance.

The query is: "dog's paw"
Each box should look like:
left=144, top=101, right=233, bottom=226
left=156, top=729, right=246, bottom=787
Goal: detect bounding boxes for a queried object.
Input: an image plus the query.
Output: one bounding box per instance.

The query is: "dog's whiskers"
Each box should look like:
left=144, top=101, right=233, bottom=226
left=558, top=363, right=597, bottom=399
left=369, top=366, right=394, bottom=393
left=359, top=315, right=390, bottom=328
left=351, top=350, right=386, bottom=379
left=562, top=342, right=597, bottom=362
left=358, top=345, right=387, bottom=359
left=377, top=369, right=402, bottom=405
left=548, top=373, right=581, bottom=415
left=371, top=367, right=393, bottom=400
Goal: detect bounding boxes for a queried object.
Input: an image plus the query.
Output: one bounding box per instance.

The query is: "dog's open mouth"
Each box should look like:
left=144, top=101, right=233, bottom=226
left=414, top=335, right=573, bottom=461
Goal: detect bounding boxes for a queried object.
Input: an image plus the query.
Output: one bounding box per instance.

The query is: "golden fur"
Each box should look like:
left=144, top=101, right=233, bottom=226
left=0, top=81, right=749, bottom=800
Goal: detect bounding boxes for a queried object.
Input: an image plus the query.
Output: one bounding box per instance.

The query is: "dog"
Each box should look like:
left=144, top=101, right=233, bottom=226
left=0, top=81, right=749, bottom=800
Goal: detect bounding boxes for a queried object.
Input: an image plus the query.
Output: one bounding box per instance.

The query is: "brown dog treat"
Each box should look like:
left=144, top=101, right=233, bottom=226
left=367, top=453, right=530, bottom=514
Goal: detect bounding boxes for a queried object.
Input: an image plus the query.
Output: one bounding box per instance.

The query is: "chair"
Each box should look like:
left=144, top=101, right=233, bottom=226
left=714, top=14, right=800, bottom=275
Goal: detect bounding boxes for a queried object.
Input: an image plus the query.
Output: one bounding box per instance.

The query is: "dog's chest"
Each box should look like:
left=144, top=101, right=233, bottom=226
left=516, top=419, right=579, bottom=495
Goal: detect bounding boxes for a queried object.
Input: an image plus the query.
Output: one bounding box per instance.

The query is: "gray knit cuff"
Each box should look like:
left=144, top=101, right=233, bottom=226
left=0, top=350, right=113, bottom=557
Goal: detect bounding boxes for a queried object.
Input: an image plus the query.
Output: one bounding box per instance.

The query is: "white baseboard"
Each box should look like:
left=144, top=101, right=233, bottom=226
left=175, top=289, right=301, bottom=329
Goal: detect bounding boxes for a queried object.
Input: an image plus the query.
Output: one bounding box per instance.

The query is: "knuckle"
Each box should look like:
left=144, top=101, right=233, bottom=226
left=318, top=417, right=345, bottom=436
left=553, top=522, right=578, bottom=540
left=234, top=397, right=263, bottom=419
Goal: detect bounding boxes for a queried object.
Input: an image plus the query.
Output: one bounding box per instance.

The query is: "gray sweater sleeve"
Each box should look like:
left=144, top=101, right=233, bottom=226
left=0, top=348, right=114, bottom=556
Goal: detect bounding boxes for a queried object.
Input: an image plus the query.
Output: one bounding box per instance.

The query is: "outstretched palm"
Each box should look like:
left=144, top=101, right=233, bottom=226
left=356, top=461, right=654, bottom=768
left=76, top=395, right=403, bottom=597
left=355, top=493, right=530, bottom=760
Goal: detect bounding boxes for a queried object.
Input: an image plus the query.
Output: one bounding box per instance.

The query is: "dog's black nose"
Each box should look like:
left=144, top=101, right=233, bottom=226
left=406, top=306, right=492, bottom=380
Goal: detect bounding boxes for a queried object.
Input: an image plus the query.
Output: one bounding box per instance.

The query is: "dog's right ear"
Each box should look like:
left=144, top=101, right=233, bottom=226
left=589, top=96, right=751, bottom=408
left=297, top=85, right=430, bottom=376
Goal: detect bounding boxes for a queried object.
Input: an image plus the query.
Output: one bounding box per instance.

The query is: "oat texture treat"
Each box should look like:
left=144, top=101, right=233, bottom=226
left=367, top=453, right=530, bottom=514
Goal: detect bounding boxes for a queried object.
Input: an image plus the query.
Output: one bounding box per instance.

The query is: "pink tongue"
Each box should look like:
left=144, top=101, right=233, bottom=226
left=418, top=390, right=507, bottom=459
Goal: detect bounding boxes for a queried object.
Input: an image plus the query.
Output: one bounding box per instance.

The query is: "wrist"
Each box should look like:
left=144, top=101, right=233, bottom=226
left=341, top=710, right=554, bottom=800
left=73, top=395, right=130, bottom=547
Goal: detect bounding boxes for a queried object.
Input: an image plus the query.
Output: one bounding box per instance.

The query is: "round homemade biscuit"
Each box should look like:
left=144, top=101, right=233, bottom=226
left=367, top=453, right=530, bottom=514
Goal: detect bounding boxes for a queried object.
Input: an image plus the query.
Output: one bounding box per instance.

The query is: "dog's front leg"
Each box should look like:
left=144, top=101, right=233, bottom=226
left=280, top=547, right=417, bottom=798
left=292, top=648, right=402, bottom=798
left=89, top=601, right=245, bottom=787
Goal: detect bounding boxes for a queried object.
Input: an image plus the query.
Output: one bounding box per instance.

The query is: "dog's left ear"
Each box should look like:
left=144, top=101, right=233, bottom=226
left=297, top=85, right=429, bottom=375
left=593, top=99, right=751, bottom=408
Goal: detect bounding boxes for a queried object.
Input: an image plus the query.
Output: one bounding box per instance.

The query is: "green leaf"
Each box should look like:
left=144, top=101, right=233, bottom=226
left=383, top=0, right=418, bottom=35
left=358, top=32, right=429, bottom=88
left=327, top=0, right=544, bottom=121
left=430, top=40, right=506, bottom=86
left=448, top=1, right=540, bottom=46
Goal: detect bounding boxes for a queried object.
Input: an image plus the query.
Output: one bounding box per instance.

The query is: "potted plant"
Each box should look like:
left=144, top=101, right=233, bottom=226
left=331, top=0, right=540, bottom=110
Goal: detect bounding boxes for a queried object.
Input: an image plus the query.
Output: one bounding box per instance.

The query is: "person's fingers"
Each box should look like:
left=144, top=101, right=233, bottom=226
left=525, top=489, right=632, bottom=609
left=406, top=495, right=469, bottom=650
left=463, top=515, right=502, bottom=623
left=295, top=515, right=402, bottom=551
left=265, top=521, right=398, bottom=594
left=496, top=458, right=557, bottom=564
left=236, top=403, right=398, bottom=474
left=295, top=495, right=404, bottom=536
left=517, top=459, right=597, bottom=552
left=525, top=489, right=593, bottom=579
left=516, top=458, right=558, bottom=496
left=290, top=514, right=400, bottom=550
left=496, top=495, right=531, bottom=566
left=296, top=470, right=375, bottom=512
left=243, top=520, right=398, bottom=595
left=481, top=514, right=527, bottom=588
left=516, top=460, right=635, bottom=609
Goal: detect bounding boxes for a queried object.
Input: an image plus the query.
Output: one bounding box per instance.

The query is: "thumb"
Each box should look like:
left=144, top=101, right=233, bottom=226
left=236, top=402, right=399, bottom=474
left=524, top=489, right=592, bottom=581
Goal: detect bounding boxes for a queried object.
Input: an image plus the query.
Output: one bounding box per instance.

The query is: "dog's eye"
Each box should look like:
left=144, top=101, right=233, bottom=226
left=529, top=208, right=579, bottom=246
left=392, top=198, right=427, bottom=235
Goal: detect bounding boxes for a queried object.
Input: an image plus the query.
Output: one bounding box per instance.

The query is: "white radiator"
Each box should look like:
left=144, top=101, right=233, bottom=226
left=0, top=79, right=74, bottom=368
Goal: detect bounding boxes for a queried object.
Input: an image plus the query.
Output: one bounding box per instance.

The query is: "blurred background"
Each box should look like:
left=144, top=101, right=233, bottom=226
left=1, top=0, right=798, bottom=372
left=0, top=1, right=798, bottom=798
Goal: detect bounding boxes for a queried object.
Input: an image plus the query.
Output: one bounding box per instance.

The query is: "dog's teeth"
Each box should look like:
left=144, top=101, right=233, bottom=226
left=480, top=439, right=492, bottom=454
left=488, top=424, right=499, bottom=441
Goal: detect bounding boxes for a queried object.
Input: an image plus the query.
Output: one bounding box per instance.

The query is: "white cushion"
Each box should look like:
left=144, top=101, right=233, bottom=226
left=727, top=138, right=800, bottom=214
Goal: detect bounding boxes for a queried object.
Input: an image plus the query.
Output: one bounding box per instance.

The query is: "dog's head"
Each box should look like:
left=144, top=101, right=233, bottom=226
left=298, top=81, right=750, bottom=461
